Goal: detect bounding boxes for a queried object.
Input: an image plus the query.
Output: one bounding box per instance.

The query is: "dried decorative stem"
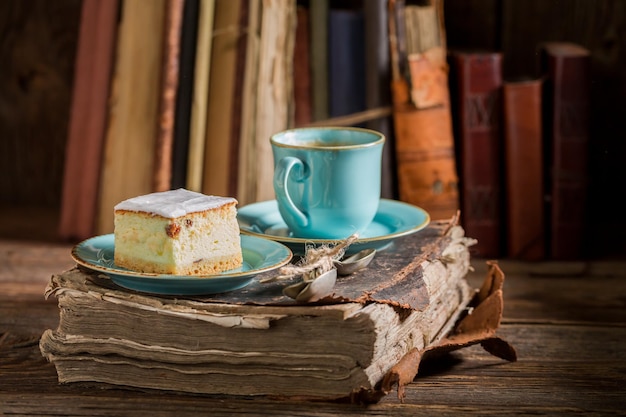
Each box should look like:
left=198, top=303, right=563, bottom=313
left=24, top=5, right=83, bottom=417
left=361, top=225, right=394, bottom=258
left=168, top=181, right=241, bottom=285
left=260, top=234, right=359, bottom=283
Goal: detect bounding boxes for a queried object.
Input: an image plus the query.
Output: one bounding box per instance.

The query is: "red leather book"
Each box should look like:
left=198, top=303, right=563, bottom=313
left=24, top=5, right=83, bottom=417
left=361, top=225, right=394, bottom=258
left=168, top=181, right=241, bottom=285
left=449, top=51, right=503, bottom=258
left=540, top=42, right=591, bottom=260
left=58, top=0, right=120, bottom=241
left=503, top=78, right=545, bottom=260
left=293, top=4, right=312, bottom=127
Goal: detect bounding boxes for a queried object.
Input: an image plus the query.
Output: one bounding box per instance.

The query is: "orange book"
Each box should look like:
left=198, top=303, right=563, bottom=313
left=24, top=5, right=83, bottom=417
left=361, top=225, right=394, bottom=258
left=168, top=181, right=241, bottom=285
left=388, top=0, right=459, bottom=221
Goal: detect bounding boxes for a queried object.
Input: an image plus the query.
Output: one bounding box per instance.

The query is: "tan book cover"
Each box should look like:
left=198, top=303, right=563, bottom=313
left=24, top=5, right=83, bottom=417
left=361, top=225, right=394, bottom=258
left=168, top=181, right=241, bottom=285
left=200, top=0, right=241, bottom=197
left=185, top=0, right=215, bottom=192
left=96, top=0, right=166, bottom=235
left=252, top=0, right=297, bottom=203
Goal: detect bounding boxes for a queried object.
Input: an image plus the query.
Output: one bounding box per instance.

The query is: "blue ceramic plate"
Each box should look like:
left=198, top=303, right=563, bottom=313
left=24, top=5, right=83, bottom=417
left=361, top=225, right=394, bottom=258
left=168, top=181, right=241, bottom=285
left=237, top=199, right=430, bottom=255
left=71, top=234, right=292, bottom=295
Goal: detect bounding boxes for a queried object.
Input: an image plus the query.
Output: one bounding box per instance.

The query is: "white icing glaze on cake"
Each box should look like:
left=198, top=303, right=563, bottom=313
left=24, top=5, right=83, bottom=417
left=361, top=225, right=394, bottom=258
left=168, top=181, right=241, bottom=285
left=114, top=188, right=237, bottom=218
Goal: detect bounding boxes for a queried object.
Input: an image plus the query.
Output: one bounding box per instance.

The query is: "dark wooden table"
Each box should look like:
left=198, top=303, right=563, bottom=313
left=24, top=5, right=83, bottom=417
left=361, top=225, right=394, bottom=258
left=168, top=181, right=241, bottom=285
left=1, top=239, right=625, bottom=416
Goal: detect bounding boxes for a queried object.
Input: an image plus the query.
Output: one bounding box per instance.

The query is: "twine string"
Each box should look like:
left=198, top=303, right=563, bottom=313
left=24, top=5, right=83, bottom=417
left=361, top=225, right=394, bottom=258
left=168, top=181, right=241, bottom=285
left=260, top=234, right=359, bottom=283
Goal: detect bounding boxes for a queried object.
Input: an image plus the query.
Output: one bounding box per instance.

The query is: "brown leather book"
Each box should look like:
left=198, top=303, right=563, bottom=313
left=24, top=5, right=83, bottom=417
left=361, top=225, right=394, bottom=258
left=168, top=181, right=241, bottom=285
left=153, top=0, right=185, bottom=192
left=540, top=42, right=591, bottom=260
left=503, top=78, right=545, bottom=260
left=449, top=51, right=503, bottom=258
left=388, top=0, right=459, bottom=220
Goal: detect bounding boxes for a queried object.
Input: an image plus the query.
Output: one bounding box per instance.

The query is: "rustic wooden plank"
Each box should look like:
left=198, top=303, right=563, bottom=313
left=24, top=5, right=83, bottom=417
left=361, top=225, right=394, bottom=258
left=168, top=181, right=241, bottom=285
left=1, top=323, right=624, bottom=415
left=2, top=244, right=626, bottom=414
left=0, top=240, right=74, bottom=283
left=467, top=260, right=626, bottom=323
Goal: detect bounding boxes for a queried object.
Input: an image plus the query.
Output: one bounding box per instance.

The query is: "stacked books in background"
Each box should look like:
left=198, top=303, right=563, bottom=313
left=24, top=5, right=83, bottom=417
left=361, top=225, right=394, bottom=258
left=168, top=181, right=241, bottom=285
left=57, top=0, right=593, bottom=261
left=57, top=0, right=401, bottom=243
left=447, top=42, right=591, bottom=260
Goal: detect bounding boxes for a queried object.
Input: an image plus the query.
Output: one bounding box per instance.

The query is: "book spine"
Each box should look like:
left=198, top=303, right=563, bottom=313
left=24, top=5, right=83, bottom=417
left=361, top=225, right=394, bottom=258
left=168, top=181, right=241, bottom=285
left=153, top=0, right=185, bottom=192
left=308, top=0, right=329, bottom=122
left=364, top=0, right=396, bottom=200
left=96, top=0, right=166, bottom=235
left=388, top=0, right=459, bottom=220
left=252, top=0, right=297, bottom=202
left=228, top=0, right=250, bottom=197
left=328, top=6, right=366, bottom=119
left=391, top=62, right=459, bottom=220
left=450, top=51, right=503, bottom=258
left=58, top=0, right=120, bottom=241
left=201, top=0, right=242, bottom=197
left=541, top=42, right=591, bottom=260
left=171, top=0, right=200, bottom=190
left=185, top=0, right=215, bottom=192
left=503, top=78, right=545, bottom=260
left=292, top=4, right=312, bottom=127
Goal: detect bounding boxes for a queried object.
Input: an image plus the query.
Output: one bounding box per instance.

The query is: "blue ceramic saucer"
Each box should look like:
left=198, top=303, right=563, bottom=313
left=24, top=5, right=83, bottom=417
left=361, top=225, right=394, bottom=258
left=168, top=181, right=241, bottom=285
left=71, top=234, right=292, bottom=296
left=237, top=199, right=430, bottom=255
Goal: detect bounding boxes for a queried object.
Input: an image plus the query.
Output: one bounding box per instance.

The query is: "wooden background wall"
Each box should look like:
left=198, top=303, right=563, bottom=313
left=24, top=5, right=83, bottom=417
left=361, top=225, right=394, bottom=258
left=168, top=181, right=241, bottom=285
left=0, top=0, right=81, bottom=206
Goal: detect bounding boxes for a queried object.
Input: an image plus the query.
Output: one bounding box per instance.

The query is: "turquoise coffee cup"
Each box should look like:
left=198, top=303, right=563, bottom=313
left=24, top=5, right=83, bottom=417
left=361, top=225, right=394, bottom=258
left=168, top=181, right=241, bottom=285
left=271, top=127, right=385, bottom=239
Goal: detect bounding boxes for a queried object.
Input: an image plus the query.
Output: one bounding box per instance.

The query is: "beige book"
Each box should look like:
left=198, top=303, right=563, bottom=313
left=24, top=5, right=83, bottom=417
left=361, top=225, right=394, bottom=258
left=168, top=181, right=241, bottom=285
left=200, top=0, right=242, bottom=197
left=185, top=0, right=216, bottom=192
left=236, top=0, right=262, bottom=206
left=96, top=0, right=166, bottom=235
left=252, top=0, right=297, bottom=203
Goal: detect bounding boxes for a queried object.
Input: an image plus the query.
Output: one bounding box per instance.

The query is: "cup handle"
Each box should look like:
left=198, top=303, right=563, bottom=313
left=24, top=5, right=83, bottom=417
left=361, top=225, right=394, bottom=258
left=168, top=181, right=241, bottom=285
left=274, top=156, right=308, bottom=228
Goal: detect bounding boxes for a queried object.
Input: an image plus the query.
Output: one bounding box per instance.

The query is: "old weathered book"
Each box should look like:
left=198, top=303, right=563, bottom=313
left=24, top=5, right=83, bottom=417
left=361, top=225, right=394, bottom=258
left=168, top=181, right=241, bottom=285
left=540, top=42, right=591, bottom=260
left=449, top=50, right=503, bottom=258
left=388, top=0, right=460, bottom=220
left=503, top=78, right=545, bottom=260
left=251, top=0, right=297, bottom=202
left=39, top=220, right=514, bottom=402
